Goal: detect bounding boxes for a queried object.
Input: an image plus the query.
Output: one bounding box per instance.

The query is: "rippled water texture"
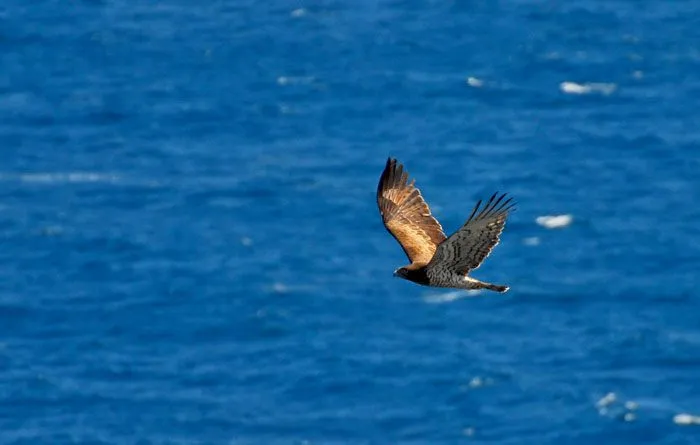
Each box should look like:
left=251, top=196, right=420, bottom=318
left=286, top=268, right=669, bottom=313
left=1, top=1, right=700, bottom=444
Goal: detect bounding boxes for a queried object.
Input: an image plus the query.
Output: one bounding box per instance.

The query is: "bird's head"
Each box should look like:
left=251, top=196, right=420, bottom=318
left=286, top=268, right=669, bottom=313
left=393, top=267, right=409, bottom=279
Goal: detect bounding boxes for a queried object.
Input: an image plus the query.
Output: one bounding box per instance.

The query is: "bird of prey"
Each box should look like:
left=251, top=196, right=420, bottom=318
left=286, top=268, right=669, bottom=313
left=377, top=157, right=515, bottom=293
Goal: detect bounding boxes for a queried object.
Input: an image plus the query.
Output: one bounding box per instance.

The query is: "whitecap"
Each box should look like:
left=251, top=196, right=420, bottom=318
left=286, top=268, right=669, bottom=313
left=0, top=172, right=120, bottom=184
left=523, top=236, right=540, bottom=246
left=277, top=76, right=315, bottom=86
left=674, top=413, right=700, bottom=425
left=466, top=76, right=484, bottom=88
left=560, top=81, right=617, bottom=95
left=595, top=392, right=640, bottom=421
left=597, top=392, right=617, bottom=408
left=423, top=289, right=481, bottom=304
left=536, top=214, right=573, bottom=229
left=466, top=376, right=494, bottom=388
left=462, top=427, right=475, bottom=437
left=271, top=283, right=288, bottom=294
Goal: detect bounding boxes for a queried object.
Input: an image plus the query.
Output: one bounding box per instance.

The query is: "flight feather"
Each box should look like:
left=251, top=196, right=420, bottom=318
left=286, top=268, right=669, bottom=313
left=428, top=192, right=515, bottom=275
left=376, top=158, right=446, bottom=264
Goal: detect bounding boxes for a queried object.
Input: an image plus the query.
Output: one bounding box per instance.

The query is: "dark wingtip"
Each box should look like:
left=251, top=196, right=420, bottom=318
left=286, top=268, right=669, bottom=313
left=487, top=192, right=516, bottom=212
left=378, top=157, right=405, bottom=196
left=466, top=191, right=516, bottom=224
left=383, top=157, right=398, bottom=175
left=496, top=193, right=517, bottom=214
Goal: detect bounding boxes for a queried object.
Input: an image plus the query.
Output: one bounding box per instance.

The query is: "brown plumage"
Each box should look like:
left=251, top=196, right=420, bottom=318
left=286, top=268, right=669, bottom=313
left=377, top=157, right=515, bottom=292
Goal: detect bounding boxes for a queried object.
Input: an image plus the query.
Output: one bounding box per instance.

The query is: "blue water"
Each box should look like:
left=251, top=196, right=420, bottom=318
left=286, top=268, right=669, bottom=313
left=2, top=1, right=700, bottom=444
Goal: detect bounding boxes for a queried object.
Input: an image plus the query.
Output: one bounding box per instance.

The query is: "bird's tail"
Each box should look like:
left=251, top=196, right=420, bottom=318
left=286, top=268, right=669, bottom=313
left=473, top=280, right=509, bottom=293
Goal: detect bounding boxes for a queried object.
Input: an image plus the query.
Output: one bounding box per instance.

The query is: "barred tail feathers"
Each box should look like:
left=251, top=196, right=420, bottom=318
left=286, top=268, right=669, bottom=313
left=482, top=282, right=509, bottom=293
left=466, top=277, right=509, bottom=293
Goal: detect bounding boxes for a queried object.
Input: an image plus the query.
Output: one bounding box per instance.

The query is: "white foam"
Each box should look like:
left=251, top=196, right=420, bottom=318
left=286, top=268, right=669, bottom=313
left=597, top=392, right=617, bottom=408
left=466, top=77, right=484, bottom=88
left=462, top=427, right=475, bottom=437
left=290, top=8, right=306, bottom=17
left=423, top=289, right=481, bottom=304
left=466, top=376, right=493, bottom=388
left=536, top=214, right=573, bottom=229
left=277, top=76, right=314, bottom=86
left=625, top=401, right=638, bottom=410
left=0, top=172, right=120, bottom=184
left=271, top=283, right=288, bottom=294
left=560, top=82, right=590, bottom=94
left=595, top=392, right=641, bottom=421
left=523, top=237, right=540, bottom=246
left=674, top=413, right=700, bottom=425
left=560, top=81, right=617, bottom=95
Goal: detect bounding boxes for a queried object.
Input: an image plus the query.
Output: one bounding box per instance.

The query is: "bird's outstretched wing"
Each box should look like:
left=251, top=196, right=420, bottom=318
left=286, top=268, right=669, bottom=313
left=428, top=192, right=515, bottom=274
left=377, top=158, right=447, bottom=264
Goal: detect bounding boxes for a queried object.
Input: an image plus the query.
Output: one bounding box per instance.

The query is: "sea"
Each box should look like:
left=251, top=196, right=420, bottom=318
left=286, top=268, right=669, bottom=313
left=1, top=1, right=700, bottom=444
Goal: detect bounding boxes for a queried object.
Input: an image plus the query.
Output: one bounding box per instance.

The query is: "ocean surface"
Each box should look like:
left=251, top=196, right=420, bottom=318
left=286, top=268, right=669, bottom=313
left=2, top=1, right=700, bottom=444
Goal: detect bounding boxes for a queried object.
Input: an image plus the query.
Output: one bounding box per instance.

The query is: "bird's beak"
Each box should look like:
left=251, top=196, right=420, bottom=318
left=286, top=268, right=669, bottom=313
left=392, top=269, right=399, bottom=277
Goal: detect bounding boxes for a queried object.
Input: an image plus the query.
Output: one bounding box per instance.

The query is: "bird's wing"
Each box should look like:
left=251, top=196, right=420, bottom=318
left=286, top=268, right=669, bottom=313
left=377, top=157, right=447, bottom=264
left=428, top=192, right=515, bottom=274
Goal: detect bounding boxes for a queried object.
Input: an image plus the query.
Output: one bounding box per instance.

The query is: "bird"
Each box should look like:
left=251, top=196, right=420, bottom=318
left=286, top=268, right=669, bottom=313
left=376, top=157, right=515, bottom=293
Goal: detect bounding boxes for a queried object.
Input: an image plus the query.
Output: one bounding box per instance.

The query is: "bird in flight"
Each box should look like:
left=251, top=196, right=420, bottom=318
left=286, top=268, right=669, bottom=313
left=377, top=157, right=515, bottom=293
